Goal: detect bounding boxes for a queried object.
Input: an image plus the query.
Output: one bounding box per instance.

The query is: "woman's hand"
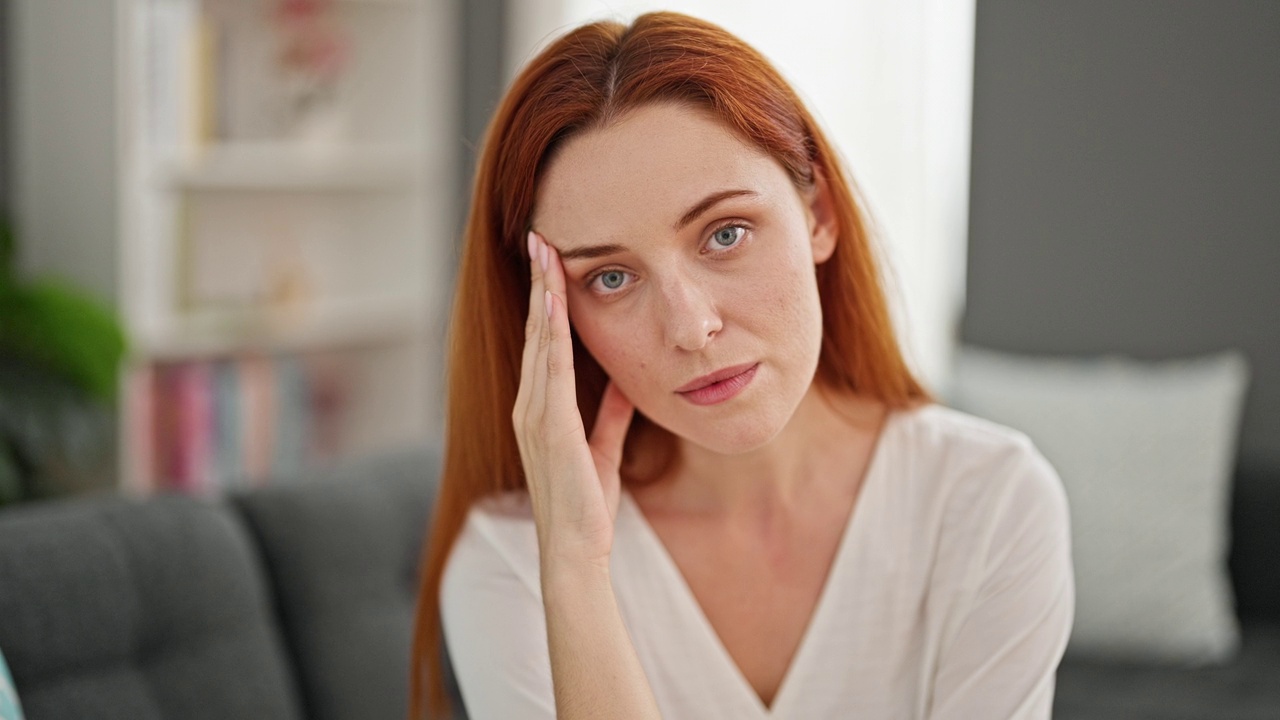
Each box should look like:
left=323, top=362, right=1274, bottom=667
left=514, top=232, right=660, bottom=719
left=513, top=230, right=636, bottom=574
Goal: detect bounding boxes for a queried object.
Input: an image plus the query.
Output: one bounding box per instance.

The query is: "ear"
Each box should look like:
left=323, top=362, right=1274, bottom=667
left=804, top=165, right=839, bottom=265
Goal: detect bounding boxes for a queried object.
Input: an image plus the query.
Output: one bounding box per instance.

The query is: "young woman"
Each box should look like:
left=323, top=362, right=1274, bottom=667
left=411, top=11, right=1073, bottom=720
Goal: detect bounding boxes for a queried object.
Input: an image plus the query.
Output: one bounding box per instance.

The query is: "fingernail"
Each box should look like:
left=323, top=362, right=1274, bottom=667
left=544, top=290, right=553, bottom=317
left=539, top=242, right=549, bottom=273
left=527, top=231, right=537, bottom=265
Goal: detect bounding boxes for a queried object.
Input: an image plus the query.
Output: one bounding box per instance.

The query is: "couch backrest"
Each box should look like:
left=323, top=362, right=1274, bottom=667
left=0, top=494, right=304, bottom=720
left=1228, top=463, right=1280, bottom=624
left=232, top=446, right=444, bottom=720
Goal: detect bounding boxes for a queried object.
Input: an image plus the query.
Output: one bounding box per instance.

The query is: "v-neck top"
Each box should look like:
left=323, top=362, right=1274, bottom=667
left=440, top=404, right=1074, bottom=719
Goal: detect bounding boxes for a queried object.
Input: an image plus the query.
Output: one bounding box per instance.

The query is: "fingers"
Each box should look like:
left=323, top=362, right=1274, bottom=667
left=532, top=234, right=575, bottom=420
left=589, top=380, right=635, bottom=468
left=542, top=238, right=573, bottom=382
left=515, top=231, right=545, bottom=420
left=521, top=230, right=578, bottom=429
left=529, top=236, right=553, bottom=411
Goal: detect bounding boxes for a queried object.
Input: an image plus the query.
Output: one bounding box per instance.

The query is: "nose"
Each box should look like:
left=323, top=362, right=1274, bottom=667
left=658, top=277, right=723, bottom=351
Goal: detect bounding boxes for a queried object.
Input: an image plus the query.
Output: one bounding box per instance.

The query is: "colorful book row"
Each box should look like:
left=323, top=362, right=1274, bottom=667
left=131, top=352, right=349, bottom=493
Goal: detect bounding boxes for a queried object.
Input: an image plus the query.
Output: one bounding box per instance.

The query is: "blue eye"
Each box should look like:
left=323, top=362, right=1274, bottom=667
left=709, top=225, right=745, bottom=250
left=599, top=271, right=626, bottom=290
left=588, top=268, right=632, bottom=295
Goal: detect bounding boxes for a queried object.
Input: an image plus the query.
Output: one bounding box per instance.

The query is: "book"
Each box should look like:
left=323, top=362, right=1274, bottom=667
left=145, top=349, right=359, bottom=493
left=125, top=363, right=157, bottom=493
left=150, top=364, right=180, bottom=489
left=272, top=354, right=310, bottom=479
left=238, top=353, right=277, bottom=486
left=173, top=360, right=214, bottom=493
left=211, top=357, right=245, bottom=489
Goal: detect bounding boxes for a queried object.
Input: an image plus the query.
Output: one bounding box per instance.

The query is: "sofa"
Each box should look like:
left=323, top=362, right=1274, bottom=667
left=0, top=446, right=466, bottom=720
left=1052, top=460, right=1280, bottom=719
left=943, top=348, right=1280, bottom=719
left=1, top=439, right=1277, bottom=720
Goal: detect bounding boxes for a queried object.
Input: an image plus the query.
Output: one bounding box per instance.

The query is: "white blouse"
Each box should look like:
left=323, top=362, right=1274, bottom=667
left=441, top=403, right=1075, bottom=719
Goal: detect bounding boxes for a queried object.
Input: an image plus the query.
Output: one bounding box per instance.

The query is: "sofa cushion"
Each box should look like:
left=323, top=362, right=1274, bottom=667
left=232, top=446, right=443, bottom=720
left=949, top=347, right=1249, bottom=664
left=0, top=494, right=303, bottom=720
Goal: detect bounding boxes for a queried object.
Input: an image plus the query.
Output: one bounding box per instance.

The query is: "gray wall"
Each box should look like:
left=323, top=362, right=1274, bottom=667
left=439, top=0, right=505, bottom=314
left=458, top=0, right=506, bottom=205
left=963, top=0, right=1280, bottom=474
left=1, top=0, right=9, bottom=219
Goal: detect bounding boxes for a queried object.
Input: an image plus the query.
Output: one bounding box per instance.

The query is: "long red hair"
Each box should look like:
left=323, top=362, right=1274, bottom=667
left=409, top=11, right=932, bottom=719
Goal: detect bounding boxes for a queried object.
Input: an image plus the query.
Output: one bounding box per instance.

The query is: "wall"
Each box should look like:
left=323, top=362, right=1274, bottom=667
left=964, top=0, right=1280, bottom=474
left=8, top=0, right=119, bottom=305
left=1, top=0, right=9, bottom=218
left=457, top=0, right=506, bottom=235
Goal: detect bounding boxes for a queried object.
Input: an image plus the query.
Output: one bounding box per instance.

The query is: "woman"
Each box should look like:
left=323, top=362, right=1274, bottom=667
left=411, top=11, right=1073, bottom=720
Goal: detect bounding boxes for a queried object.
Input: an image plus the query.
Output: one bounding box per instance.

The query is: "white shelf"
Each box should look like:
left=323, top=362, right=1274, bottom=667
left=134, top=294, right=426, bottom=361
left=14, top=0, right=456, bottom=493
left=152, top=142, right=426, bottom=191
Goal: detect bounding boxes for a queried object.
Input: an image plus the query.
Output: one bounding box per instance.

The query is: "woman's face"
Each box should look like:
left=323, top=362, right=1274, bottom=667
left=531, top=102, right=838, bottom=455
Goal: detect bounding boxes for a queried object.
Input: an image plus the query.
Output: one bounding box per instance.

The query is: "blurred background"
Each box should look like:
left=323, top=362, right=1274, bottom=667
left=0, top=0, right=1277, bottom=715
left=2, top=0, right=1275, bottom=500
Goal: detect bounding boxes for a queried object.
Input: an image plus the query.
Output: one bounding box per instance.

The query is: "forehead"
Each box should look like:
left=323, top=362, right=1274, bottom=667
left=531, top=103, right=792, bottom=241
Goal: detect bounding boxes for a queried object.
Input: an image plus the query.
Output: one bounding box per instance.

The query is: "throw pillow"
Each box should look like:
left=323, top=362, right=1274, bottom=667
left=0, top=645, right=24, bottom=720
left=947, top=346, right=1250, bottom=665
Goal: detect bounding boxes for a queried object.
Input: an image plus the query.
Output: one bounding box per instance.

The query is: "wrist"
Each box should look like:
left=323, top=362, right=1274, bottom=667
left=537, top=524, right=613, bottom=573
left=540, top=553, right=612, bottom=597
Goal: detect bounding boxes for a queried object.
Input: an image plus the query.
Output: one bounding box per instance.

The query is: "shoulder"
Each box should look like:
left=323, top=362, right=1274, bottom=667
left=894, top=403, right=1070, bottom=539
left=441, top=490, right=543, bottom=605
left=896, top=406, right=1073, bottom=621
left=897, top=403, right=1060, bottom=489
left=899, top=402, right=1039, bottom=466
left=437, top=492, right=558, bottom=717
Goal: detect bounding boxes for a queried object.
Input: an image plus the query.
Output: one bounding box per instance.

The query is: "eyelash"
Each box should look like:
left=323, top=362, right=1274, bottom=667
left=584, top=221, right=752, bottom=296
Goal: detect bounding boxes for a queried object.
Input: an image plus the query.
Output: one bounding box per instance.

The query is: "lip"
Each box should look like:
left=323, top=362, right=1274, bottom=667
left=675, top=362, right=759, bottom=406
left=676, top=362, right=759, bottom=393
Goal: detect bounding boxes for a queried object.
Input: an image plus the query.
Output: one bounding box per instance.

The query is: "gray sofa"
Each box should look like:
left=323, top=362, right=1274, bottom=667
left=0, top=447, right=463, bottom=720
left=1, top=443, right=1277, bottom=719
left=1053, top=463, right=1280, bottom=719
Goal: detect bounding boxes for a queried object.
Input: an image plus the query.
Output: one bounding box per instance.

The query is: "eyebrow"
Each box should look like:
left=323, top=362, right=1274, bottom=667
left=556, top=242, right=629, bottom=263
left=554, top=188, right=760, bottom=263
left=674, top=189, right=758, bottom=231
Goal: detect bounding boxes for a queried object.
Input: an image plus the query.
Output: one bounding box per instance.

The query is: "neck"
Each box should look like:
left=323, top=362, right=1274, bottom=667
left=638, top=385, right=891, bottom=519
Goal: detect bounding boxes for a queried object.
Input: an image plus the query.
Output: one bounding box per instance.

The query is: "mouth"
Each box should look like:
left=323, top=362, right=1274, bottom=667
left=675, top=362, right=760, bottom=406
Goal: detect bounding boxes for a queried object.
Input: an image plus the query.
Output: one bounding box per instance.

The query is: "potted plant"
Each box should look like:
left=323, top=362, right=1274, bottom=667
left=0, top=217, right=128, bottom=506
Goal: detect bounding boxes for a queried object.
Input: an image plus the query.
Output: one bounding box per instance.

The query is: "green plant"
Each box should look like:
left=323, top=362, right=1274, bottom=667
left=0, top=217, right=128, bottom=505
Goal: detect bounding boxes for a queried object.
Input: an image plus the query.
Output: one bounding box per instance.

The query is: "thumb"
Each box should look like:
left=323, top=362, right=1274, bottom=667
left=588, top=379, right=635, bottom=468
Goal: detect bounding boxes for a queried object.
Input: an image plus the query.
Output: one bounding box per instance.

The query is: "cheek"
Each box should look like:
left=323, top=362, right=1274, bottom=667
left=738, top=237, right=822, bottom=333
left=570, top=307, right=651, bottom=389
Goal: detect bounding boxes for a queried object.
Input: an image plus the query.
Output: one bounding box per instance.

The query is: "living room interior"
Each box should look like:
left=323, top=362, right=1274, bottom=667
left=1, top=1, right=1277, bottom=719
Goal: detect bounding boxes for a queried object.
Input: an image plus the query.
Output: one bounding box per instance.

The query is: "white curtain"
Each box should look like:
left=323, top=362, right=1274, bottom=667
left=506, top=0, right=975, bottom=393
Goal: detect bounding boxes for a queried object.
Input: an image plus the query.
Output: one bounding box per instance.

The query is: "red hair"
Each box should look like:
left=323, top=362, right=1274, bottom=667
left=409, top=11, right=932, bottom=719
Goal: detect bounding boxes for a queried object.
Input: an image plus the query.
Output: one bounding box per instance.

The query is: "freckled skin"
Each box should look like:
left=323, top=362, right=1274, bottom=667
left=531, top=103, right=836, bottom=456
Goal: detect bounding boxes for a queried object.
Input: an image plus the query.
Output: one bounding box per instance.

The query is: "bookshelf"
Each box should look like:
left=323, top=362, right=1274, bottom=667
left=10, top=0, right=457, bottom=495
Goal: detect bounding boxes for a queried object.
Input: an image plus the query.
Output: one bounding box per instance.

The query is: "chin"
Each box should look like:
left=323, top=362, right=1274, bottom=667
left=656, top=366, right=812, bottom=454
left=667, top=406, right=792, bottom=456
